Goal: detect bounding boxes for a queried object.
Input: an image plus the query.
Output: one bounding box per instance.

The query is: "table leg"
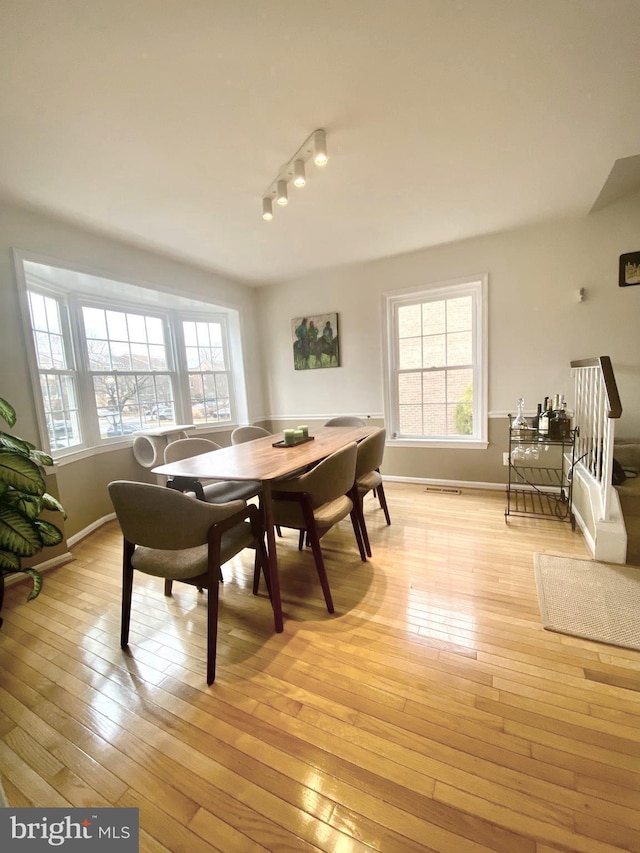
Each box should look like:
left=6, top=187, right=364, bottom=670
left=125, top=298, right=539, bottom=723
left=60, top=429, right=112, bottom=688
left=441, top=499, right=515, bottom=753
left=262, top=481, right=283, bottom=632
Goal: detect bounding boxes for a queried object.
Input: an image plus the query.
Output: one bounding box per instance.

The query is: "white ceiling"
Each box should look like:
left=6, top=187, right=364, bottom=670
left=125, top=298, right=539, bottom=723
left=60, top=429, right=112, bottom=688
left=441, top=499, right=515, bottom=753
left=2, top=0, right=640, bottom=286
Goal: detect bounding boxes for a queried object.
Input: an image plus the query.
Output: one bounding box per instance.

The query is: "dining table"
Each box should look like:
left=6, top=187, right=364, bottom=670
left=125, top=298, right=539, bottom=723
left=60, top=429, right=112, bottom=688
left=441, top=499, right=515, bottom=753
left=152, top=424, right=379, bottom=632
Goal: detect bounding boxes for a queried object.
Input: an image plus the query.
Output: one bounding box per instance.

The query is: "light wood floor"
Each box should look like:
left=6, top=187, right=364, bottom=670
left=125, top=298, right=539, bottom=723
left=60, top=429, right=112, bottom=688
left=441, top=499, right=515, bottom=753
left=1, top=483, right=639, bottom=853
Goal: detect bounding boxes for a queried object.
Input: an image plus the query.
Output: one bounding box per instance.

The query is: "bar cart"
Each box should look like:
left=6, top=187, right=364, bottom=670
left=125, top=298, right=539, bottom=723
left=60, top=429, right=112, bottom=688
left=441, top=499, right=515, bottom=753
left=504, top=416, right=578, bottom=528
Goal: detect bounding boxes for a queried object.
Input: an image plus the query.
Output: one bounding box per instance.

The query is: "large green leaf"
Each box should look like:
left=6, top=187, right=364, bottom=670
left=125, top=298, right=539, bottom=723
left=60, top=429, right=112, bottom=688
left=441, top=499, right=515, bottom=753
left=42, top=492, right=67, bottom=517
left=1, top=490, right=42, bottom=518
left=0, top=506, right=43, bottom=556
left=0, top=549, right=21, bottom=571
left=29, top=448, right=54, bottom=467
left=0, top=431, right=32, bottom=455
left=0, top=398, right=16, bottom=429
left=23, top=568, right=44, bottom=601
left=33, top=519, right=64, bottom=547
left=0, top=451, right=46, bottom=496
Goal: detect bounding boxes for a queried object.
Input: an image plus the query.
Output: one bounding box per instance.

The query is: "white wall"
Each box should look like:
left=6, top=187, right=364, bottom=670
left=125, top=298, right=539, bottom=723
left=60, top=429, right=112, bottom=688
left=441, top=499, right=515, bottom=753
left=257, top=192, right=640, bottom=443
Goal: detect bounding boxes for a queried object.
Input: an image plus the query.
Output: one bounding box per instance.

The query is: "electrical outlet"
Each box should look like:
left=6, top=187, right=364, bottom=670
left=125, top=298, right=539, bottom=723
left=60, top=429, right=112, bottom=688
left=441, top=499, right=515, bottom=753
left=503, top=452, right=510, bottom=466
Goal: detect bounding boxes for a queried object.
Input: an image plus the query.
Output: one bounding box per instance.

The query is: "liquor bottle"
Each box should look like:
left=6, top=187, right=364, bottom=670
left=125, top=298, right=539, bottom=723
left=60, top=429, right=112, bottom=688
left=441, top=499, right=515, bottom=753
left=549, top=401, right=571, bottom=440
left=538, top=397, right=550, bottom=436
left=532, top=402, right=542, bottom=431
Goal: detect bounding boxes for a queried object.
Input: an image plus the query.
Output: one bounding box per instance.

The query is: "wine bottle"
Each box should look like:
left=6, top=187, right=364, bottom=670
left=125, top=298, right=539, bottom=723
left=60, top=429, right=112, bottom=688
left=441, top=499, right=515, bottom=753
left=532, top=402, right=542, bottom=431
left=538, top=397, right=550, bottom=435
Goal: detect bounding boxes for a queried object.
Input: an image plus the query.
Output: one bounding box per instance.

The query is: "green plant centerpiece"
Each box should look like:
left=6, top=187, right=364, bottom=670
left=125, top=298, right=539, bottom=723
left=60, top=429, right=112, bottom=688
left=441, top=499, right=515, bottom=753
left=0, top=397, right=66, bottom=623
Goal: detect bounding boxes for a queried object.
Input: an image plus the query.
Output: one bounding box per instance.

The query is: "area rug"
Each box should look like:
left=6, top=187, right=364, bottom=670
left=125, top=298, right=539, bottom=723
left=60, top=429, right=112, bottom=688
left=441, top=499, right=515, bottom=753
left=533, top=553, right=640, bottom=650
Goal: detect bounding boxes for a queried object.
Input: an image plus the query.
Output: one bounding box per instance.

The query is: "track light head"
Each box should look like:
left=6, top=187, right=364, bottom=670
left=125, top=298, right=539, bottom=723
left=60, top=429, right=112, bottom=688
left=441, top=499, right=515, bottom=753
left=293, top=159, right=306, bottom=187
left=276, top=179, right=288, bottom=206
left=313, top=129, right=328, bottom=166
left=262, top=197, right=273, bottom=220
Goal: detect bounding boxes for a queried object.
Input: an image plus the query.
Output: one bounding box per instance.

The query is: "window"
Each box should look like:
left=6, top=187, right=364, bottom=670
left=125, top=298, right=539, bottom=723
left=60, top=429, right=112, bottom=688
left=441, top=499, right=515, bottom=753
left=183, top=320, right=232, bottom=425
left=82, top=305, right=175, bottom=438
left=383, top=276, right=487, bottom=447
left=26, top=290, right=82, bottom=451
left=17, top=256, right=244, bottom=458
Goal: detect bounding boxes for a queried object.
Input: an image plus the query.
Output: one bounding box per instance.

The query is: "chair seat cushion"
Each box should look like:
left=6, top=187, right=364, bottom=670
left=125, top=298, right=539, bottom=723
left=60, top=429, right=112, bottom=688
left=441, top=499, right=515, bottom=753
left=202, top=480, right=261, bottom=503
left=357, top=470, right=382, bottom=493
left=131, top=522, right=256, bottom=579
left=274, top=494, right=353, bottom=530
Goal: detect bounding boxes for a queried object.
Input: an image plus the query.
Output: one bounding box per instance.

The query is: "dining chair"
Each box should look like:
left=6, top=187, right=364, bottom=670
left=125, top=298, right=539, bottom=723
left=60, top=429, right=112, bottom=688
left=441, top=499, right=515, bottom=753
left=164, top=437, right=261, bottom=503
left=266, top=442, right=366, bottom=613
left=323, top=416, right=366, bottom=427
left=108, top=480, right=269, bottom=685
left=353, top=427, right=391, bottom=558
left=231, top=425, right=271, bottom=444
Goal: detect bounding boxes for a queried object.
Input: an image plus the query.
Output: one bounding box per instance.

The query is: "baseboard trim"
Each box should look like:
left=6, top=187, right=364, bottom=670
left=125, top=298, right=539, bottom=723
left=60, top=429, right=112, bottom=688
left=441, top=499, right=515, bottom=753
left=67, top=512, right=116, bottom=548
left=385, top=475, right=503, bottom=492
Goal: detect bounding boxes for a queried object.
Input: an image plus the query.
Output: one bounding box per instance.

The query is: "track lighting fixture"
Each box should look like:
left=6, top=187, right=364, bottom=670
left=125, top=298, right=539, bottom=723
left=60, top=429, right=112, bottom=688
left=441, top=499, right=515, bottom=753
left=293, top=159, right=306, bottom=187
left=262, top=197, right=273, bottom=220
left=261, top=128, right=328, bottom=220
left=313, top=129, right=327, bottom=166
left=276, top=180, right=288, bottom=206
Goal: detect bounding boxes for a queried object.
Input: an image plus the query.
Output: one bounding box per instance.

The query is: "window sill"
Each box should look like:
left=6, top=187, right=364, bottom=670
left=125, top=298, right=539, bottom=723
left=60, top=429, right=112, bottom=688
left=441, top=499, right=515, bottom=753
left=388, top=438, right=489, bottom=450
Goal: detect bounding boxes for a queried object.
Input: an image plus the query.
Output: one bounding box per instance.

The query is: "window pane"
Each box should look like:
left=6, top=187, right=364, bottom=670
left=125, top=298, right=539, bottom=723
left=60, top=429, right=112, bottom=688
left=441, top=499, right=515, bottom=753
left=398, top=372, right=422, bottom=406
left=423, top=370, right=445, bottom=402
left=398, top=304, right=421, bottom=338
left=447, top=331, right=472, bottom=366
left=422, top=301, right=445, bottom=335
left=106, top=310, right=128, bottom=341
left=447, top=296, right=472, bottom=332
left=83, top=307, right=107, bottom=339
left=422, top=334, right=446, bottom=368
left=423, top=405, right=447, bottom=436
left=399, top=404, right=422, bottom=434
left=399, top=337, right=421, bottom=369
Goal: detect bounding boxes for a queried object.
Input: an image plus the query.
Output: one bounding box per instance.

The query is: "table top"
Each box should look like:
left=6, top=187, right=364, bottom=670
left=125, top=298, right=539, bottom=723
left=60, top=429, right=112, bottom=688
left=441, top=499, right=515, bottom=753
left=152, top=425, right=379, bottom=482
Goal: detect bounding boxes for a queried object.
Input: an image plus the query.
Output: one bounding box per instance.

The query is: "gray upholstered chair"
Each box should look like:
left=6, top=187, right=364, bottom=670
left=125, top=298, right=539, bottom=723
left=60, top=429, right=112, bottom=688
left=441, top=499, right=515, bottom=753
left=164, top=437, right=261, bottom=503
left=323, top=416, right=366, bottom=427
left=108, top=480, right=269, bottom=685
left=231, top=425, right=271, bottom=444
left=354, top=428, right=391, bottom=557
left=267, top=442, right=366, bottom=613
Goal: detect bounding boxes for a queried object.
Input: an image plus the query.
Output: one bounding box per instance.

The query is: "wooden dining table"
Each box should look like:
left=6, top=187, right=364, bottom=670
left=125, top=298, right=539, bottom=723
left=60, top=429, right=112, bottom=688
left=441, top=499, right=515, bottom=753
left=152, top=424, right=378, bottom=632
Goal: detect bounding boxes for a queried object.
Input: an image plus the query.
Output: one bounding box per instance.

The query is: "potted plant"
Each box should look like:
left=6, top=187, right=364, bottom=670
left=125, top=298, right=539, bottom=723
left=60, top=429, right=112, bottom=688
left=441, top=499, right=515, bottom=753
left=0, top=397, right=66, bottom=625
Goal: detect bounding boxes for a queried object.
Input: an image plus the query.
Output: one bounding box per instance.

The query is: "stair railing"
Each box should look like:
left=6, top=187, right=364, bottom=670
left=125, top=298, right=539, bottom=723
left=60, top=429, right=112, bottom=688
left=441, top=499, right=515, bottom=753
left=571, top=356, right=622, bottom=522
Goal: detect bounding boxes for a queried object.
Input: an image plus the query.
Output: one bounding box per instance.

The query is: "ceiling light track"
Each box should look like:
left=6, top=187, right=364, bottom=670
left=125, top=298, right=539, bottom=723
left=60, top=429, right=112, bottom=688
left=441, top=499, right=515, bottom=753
left=261, top=129, right=327, bottom=220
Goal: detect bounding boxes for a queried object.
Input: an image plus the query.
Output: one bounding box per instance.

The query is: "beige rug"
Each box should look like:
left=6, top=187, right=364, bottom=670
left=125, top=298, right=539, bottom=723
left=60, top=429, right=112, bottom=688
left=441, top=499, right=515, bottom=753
left=534, top=553, right=640, bottom=650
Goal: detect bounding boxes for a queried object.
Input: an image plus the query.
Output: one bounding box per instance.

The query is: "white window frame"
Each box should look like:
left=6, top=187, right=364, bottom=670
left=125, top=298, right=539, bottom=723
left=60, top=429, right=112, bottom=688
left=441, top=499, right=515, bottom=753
left=14, top=251, right=246, bottom=461
left=382, top=274, right=488, bottom=449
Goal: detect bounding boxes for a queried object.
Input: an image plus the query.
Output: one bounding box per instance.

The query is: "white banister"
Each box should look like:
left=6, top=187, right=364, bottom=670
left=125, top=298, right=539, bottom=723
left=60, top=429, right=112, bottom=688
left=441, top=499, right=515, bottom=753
left=571, top=356, right=622, bottom=522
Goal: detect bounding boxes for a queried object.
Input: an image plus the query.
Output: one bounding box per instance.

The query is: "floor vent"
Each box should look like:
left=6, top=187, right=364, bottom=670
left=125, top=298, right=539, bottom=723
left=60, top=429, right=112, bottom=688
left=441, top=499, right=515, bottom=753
left=424, top=486, right=462, bottom=495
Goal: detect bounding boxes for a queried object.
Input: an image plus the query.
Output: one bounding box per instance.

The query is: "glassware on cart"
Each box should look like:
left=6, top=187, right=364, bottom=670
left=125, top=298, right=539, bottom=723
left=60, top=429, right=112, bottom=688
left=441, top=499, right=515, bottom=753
left=512, top=398, right=528, bottom=429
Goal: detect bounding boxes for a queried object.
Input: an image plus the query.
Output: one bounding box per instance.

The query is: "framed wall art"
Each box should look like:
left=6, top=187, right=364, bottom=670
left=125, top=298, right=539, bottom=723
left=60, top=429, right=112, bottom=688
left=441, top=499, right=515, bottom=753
left=619, top=251, right=640, bottom=287
left=292, top=312, right=339, bottom=370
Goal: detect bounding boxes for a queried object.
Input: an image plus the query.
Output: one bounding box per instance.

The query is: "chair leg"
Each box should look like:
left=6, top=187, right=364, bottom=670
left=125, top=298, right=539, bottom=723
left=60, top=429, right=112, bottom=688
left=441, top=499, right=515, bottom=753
left=253, top=539, right=272, bottom=598
left=121, top=563, right=134, bottom=648
left=206, top=577, right=220, bottom=686
left=298, top=530, right=305, bottom=551
left=164, top=579, right=173, bottom=596
left=377, top=481, right=391, bottom=526
left=351, top=502, right=369, bottom=561
left=307, top=526, right=334, bottom=614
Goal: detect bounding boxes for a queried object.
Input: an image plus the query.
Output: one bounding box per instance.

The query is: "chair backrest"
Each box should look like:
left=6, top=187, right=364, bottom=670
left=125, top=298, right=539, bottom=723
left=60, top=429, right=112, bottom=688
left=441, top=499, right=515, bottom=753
left=324, top=416, right=366, bottom=427
left=278, top=442, right=358, bottom=508
left=108, top=480, right=244, bottom=550
left=231, top=425, right=270, bottom=444
left=355, top=428, right=386, bottom=479
left=164, top=437, right=221, bottom=463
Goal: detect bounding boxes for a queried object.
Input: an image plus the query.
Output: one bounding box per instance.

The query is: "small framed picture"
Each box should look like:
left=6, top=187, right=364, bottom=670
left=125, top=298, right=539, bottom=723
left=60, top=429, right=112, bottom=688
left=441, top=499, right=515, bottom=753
left=619, top=252, right=640, bottom=287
